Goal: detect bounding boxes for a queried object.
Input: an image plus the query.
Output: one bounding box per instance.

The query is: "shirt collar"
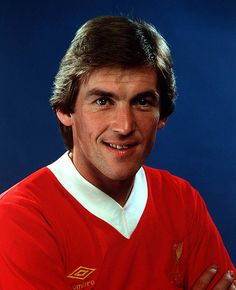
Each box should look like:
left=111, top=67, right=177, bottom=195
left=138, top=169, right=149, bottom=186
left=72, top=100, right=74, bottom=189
left=47, top=152, right=148, bottom=238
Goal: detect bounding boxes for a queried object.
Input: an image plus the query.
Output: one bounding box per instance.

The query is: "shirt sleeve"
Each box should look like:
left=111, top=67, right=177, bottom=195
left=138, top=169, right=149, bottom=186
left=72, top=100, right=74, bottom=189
left=185, top=189, right=235, bottom=289
left=0, top=196, right=71, bottom=290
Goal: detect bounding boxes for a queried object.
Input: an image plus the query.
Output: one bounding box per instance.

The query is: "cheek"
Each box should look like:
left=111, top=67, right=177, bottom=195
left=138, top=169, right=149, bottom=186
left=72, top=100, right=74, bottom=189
left=71, top=113, right=87, bottom=141
left=141, top=114, right=160, bottom=132
left=140, top=116, right=159, bottom=145
left=73, top=113, right=106, bottom=142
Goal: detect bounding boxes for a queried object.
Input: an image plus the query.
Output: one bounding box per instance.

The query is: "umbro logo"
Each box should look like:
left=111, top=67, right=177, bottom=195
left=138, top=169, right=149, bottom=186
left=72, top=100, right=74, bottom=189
left=67, top=266, right=96, bottom=280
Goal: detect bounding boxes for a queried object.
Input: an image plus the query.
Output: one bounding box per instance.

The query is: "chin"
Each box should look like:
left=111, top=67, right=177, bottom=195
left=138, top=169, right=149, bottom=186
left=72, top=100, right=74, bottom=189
left=104, top=168, right=138, bottom=182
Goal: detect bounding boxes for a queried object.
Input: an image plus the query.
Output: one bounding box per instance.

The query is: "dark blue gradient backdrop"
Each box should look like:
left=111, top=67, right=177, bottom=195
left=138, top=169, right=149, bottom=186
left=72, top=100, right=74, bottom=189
left=1, top=0, right=235, bottom=262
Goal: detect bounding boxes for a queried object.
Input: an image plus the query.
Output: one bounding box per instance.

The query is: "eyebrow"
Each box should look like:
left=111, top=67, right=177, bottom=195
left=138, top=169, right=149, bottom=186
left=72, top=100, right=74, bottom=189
left=86, top=89, right=115, bottom=99
left=86, top=88, right=160, bottom=101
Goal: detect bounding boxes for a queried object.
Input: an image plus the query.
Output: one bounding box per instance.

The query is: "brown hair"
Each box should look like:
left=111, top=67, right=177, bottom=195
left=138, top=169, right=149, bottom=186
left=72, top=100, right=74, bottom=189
left=50, top=15, right=177, bottom=150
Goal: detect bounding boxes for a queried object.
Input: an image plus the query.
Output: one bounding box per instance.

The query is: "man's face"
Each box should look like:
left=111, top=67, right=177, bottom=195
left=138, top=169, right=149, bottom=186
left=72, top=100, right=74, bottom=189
left=58, top=66, right=165, bottom=187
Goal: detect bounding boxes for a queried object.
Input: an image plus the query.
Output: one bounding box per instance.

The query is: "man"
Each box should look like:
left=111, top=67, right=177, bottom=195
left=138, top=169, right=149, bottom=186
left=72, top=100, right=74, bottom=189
left=0, top=16, right=235, bottom=289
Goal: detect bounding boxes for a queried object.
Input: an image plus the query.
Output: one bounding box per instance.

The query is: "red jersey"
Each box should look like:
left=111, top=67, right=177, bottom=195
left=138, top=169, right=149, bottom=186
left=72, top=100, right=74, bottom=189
left=0, top=161, right=234, bottom=289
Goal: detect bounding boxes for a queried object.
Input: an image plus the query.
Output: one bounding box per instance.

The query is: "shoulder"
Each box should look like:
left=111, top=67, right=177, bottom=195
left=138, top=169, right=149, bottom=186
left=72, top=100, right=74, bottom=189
left=0, top=168, right=51, bottom=235
left=143, top=165, right=206, bottom=215
left=0, top=167, right=56, bottom=207
left=143, top=166, right=212, bottom=241
left=143, top=165, right=196, bottom=194
left=0, top=167, right=66, bottom=241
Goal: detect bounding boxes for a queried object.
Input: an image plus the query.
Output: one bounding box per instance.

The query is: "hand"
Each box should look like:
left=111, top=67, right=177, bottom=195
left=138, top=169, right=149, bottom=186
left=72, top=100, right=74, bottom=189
left=192, top=265, right=236, bottom=290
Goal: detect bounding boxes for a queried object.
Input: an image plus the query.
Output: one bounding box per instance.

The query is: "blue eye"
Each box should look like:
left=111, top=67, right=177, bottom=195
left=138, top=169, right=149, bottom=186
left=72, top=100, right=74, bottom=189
left=96, top=98, right=108, bottom=106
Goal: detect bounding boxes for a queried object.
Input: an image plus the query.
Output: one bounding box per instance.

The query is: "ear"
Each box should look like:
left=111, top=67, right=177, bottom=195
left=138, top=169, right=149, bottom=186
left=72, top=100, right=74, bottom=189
left=56, top=109, right=73, bottom=126
left=157, top=117, right=168, bottom=130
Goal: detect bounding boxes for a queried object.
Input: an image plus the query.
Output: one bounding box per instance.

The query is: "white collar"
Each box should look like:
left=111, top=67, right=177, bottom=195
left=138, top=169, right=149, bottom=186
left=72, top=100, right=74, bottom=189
left=47, top=152, right=148, bottom=239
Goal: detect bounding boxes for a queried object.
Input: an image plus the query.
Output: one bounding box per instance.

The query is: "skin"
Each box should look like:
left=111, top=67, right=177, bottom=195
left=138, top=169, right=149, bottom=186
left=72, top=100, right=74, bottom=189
left=57, top=66, right=166, bottom=206
left=193, top=265, right=236, bottom=290
left=57, top=66, right=235, bottom=288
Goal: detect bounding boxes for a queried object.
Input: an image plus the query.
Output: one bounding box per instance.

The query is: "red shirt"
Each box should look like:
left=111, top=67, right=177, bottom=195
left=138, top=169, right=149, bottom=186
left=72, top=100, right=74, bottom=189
left=0, top=165, right=234, bottom=289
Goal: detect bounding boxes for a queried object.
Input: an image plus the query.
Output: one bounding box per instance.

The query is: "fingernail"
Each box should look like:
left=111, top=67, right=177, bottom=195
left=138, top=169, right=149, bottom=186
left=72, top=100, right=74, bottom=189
left=230, top=271, right=235, bottom=278
left=210, top=266, right=218, bottom=274
left=228, top=270, right=235, bottom=278
left=226, top=271, right=235, bottom=283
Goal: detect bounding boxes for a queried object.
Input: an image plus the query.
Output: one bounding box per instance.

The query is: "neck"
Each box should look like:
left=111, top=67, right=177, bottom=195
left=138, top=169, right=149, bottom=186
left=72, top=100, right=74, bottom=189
left=97, top=178, right=134, bottom=207
left=69, top=151, right=135, bottom=207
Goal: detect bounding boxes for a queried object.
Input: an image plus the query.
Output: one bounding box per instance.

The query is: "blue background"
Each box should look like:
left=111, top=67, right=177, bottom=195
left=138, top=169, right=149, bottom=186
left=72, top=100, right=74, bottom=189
left=1, top=0, right=235, bottom=263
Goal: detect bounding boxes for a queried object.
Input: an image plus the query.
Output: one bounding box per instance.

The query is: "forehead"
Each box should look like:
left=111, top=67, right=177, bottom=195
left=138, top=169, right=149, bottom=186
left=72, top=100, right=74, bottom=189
left=82, top=66, right=158, bottom=91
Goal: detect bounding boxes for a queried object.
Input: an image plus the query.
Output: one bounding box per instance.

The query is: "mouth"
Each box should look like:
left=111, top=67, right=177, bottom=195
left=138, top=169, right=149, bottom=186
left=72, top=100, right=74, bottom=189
left=104, top=142, right=136, bottom=150
left=109, top=143, right=130, bottom=150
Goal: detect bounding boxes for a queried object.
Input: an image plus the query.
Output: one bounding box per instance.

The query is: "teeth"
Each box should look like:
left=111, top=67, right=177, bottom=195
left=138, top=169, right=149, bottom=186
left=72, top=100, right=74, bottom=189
left=109, top=143, right=129, bottom=149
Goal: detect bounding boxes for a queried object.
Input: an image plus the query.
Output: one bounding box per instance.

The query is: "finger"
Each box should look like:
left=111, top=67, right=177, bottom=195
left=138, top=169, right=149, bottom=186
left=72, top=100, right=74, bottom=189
left=229, top=280, right=236, bottom=290
left=212, top=270, right=235, bottom=290
left=192, top=265, right=218, bottom=290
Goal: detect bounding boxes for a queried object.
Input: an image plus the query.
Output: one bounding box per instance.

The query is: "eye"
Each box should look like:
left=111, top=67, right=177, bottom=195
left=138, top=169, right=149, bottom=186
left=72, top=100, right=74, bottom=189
left=135, top=96, right=152, bottom=107
left=137, top=97, right=148, bottom=106
left=96, top=97, right=109, bottom=106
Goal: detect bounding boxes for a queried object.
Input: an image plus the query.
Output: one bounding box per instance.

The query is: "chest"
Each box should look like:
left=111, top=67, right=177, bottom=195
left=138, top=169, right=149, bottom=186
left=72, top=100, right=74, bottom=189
left=57, top=203, right=187, bottom=290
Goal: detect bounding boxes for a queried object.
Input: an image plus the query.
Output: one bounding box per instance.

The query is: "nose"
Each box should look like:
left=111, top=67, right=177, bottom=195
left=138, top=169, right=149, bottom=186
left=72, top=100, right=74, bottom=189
left=111, top=105, right=136, bottom=136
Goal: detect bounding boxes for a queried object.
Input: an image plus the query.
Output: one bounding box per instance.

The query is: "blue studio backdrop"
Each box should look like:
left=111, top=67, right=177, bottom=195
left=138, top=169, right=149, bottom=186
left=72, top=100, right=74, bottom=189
left=1, top=0, right=235, bottom=263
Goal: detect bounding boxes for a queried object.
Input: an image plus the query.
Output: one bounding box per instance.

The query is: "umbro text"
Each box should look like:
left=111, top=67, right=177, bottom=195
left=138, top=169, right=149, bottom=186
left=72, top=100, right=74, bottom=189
left=72, top=279, right=95, bottom=289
